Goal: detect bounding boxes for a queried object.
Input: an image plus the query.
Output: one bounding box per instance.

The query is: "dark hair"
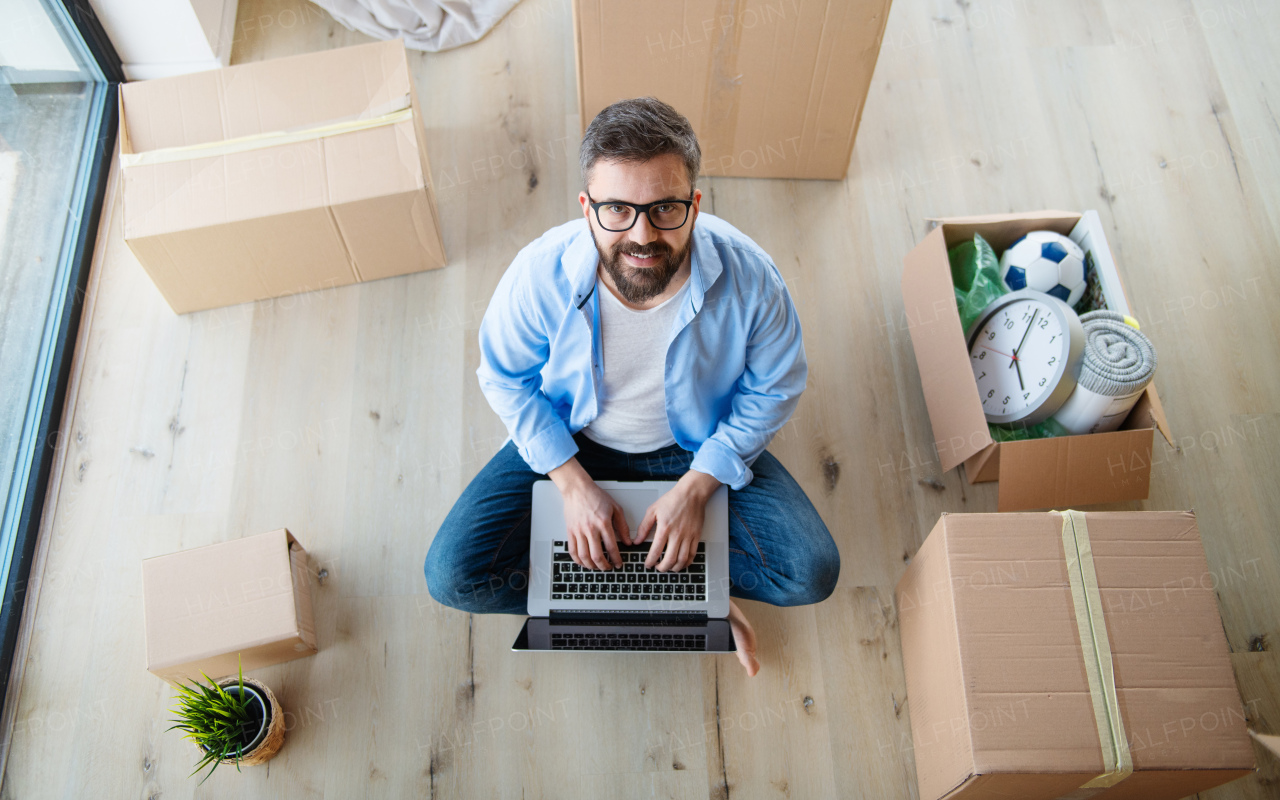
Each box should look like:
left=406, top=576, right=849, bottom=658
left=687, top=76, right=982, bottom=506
left=579, top=97, right=701, bottom=191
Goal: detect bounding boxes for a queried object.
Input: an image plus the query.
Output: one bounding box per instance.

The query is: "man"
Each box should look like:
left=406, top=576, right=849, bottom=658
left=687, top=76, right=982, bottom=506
left=424, top=97, right=840, bottom=676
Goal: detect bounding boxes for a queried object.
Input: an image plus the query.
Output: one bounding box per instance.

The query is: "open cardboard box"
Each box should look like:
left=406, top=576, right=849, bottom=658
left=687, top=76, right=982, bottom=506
left=142, top=529, right=318, bottom=686
left=572, top=0, right=892, bottom=180
left=901, top=211, right=1175, bottom=511
left=896, top=510, right=1256, bottom=800
left=119, top=40, right=447, bottom=314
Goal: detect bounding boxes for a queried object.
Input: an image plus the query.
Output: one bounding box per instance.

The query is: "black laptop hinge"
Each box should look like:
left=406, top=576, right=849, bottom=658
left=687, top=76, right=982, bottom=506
left=548, top=610, right=708, bottom=624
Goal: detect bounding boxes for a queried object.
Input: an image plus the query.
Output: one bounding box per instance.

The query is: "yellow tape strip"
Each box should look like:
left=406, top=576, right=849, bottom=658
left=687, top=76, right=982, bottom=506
left=1057, top=509, right=1134, bottom=789
left=120, top=96, right=413, bottom=168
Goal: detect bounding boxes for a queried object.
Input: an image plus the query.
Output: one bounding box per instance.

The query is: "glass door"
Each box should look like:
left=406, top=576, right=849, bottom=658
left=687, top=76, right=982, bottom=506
left=0, top=0, right=120, bottom=700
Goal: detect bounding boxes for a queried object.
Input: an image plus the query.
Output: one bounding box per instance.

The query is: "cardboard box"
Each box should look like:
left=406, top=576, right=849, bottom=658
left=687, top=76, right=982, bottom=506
left=896, top=511, right=1255, bottom=800
left=901, top=210, right=1175, bottom=511
left=119, top=40, right=447, bottom=314
left=142, top=529, right=318, bottom=685
left=572, top=0, right=891, bottom=180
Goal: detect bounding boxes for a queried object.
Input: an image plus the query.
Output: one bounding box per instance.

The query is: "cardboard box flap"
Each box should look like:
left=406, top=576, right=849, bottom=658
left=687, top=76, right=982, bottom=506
left=1124, top=383, right=1174, bottom=446
left=994, top=428, right=1155, bottom=512
left=121, top=119, right=425, bottom=239
left=901, top=226, right=991, bottom=470
left=713, top=0, right=891, bottom=178
left=926, top=210, right=1081, bottom=252
left=120, top=40, right=412, bottom=153
left=1085, top=512, right=1254, bottom=771
left=946, top=513, right=1116, bottom=774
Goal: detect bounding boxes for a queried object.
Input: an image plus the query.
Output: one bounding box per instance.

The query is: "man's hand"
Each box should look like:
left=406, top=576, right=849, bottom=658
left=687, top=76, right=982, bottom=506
left=637, top=469, right=721, bottom=572
left=549, top=457, right=627, bottom=570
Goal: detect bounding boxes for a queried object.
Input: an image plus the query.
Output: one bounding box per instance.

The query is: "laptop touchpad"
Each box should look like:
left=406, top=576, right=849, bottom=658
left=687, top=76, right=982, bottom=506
left=608, top=488, right=658, bottom=533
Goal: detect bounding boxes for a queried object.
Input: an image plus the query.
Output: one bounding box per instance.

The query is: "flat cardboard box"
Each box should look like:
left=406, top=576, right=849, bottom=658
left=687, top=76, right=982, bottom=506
left=142, top=529, right=318, bottom=685
left=119, top=40, right=447, bottom=314
left=896, top=511, right=1256, bottom=800
left=572, top=0, right=891, bottom=180
left=901, top=210, right=1175, bottom=511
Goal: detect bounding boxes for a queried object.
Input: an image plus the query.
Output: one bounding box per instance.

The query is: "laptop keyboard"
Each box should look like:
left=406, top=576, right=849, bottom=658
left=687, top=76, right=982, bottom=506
left=550, top=542, right=707, bottom=602
left=551, top=632, right=706, bottom=651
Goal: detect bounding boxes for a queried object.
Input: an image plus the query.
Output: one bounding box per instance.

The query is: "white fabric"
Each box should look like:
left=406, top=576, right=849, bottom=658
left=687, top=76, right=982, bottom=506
left=308, top=0, right=520, bottom=52
left=582, top=276, right=691, bottom=453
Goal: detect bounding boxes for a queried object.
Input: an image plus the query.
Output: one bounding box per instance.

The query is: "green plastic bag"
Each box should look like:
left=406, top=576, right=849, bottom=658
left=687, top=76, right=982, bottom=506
left=948, top=233, right=1006, bottom=333
left=988, top=416, right=1071, bottom=442
left=948, top=232, right=1068, bottom=442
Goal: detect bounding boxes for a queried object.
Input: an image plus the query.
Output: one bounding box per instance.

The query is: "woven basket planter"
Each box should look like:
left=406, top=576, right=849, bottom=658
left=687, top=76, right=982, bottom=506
left=208, top=676, right=286, bottom=766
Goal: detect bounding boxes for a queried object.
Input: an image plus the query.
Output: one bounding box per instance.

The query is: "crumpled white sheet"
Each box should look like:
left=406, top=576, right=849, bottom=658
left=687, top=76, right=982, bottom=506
left=308, top=0, right=522, bottom=52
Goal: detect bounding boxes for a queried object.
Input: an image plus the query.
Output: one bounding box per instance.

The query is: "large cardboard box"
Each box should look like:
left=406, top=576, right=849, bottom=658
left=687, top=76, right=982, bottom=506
left=895, top=511, right=1256, bottom=800
left=142, top=529, right=318, bottom=685
left=901, top=210, right=1175, bottom=511
left=572, top=0, right=892, bottom=180
left=119, top=40, right=447, bottom=314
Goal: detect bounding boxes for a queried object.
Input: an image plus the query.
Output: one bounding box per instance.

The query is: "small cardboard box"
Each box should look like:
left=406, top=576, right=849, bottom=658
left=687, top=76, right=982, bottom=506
left=119, top=40, right=447, bottom=314
left=572, top=0, right=891, bottom=180
left=901, top=210, right=1175, bottom=511
left=895, top=511, right=1255, bottom=800
left=142, top=529, right=318, bottom=685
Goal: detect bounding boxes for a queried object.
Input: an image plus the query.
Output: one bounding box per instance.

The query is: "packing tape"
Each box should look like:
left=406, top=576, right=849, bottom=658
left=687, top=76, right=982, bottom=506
left=120, top=94, right=413, bottom=168
left=1056, top=509, right=1134, bottom=790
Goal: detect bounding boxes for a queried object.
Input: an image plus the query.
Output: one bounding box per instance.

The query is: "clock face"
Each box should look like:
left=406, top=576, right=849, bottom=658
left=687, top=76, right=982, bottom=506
left=969, top=297, right=1071, bottom=423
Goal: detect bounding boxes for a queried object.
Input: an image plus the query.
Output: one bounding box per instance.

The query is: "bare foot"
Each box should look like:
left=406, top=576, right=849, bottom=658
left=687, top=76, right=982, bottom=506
left=727, top=599, right=759, bottom=677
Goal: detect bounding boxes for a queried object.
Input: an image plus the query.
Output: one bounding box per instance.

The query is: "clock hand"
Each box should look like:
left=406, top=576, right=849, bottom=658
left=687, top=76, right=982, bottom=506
left=1010, top=308, right=1038, bottom=369
left=1014, top=355, right=1024, bottom=391
left=981, top=344, right=1017, bottom=361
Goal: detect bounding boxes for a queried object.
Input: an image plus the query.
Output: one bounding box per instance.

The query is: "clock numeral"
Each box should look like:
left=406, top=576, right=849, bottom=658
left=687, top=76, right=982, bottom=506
left=978, top=351, right=986, bottom=360
left=987, top=389, right=994, bottom=398
left=1038, top=318, right=1048, bottom=329
left=1048, top=357, right=1056, bottom=366
left=1023, top=392, right=1030, bottom=400
left=1038, top=377, right=1046, bottom=387
left=1002, top=395, right=1010, bottom=405
left=1003, top=318, right=1015, bottom=330
left=977, top=371, right=986, bottom=380
left=1049, top=334, right=1057, bottom=343
left=987, top=330, right=996, bottom=340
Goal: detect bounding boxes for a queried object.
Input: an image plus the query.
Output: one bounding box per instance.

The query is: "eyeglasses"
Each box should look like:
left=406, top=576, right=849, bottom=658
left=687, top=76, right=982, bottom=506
left=586, top=191, right=694, bottom=232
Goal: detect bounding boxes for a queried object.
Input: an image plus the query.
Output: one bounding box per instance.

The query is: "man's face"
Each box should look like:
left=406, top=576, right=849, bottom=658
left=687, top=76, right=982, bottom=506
left=579, top=154, right=701, bottom=304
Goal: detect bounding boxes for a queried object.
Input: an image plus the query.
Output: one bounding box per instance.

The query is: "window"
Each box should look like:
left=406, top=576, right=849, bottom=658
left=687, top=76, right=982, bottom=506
left=0, top=0, right=120, bottom=700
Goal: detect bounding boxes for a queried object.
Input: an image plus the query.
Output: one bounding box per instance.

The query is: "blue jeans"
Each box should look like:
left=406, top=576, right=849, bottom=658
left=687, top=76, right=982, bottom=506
left=424, top=432, right=840, bottom=615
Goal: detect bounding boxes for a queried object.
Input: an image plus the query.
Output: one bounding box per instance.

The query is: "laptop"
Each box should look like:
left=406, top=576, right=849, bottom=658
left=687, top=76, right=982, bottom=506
left=513, top=480, right=736, bottom=653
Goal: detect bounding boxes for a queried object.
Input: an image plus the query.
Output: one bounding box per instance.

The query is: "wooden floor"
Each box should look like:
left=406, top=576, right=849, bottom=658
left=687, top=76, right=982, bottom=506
left=3, top=0, right=1278, bottom=797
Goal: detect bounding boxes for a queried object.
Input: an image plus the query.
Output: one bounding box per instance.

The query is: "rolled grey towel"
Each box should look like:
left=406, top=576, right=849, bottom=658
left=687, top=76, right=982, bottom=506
left=1076, top=310, right=1157, bottom=396
left=1052, top=311, right=1157, bottom=435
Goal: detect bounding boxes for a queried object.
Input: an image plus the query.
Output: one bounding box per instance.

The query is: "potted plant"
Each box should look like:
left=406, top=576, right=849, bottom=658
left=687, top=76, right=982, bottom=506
left=166, top=657, right=286, bottom=784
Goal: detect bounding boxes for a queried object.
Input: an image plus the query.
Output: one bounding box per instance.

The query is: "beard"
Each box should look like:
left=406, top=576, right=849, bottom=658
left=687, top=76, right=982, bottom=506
left=591, top=230, right=691, bottom=304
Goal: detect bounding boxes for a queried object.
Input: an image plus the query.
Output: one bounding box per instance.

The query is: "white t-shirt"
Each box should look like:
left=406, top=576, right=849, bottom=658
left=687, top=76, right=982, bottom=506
left=582, top=275, right=692, bottom=452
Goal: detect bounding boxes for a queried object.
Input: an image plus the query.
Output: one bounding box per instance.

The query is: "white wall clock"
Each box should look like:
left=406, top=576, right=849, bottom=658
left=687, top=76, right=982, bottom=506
left=965, top=289, right=1085, bottom=425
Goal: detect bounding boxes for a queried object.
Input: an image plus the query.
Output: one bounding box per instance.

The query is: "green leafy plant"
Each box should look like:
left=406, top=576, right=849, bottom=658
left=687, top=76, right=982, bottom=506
left=166, top=657, right=263, bottom=784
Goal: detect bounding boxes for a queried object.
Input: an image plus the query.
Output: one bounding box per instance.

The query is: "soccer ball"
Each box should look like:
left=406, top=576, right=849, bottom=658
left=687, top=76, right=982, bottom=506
left=999, top=231, right=1089, bottom=307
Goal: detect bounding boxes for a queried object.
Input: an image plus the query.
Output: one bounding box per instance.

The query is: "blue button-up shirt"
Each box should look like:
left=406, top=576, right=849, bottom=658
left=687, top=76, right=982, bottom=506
left=476, top=212, right=806, bottom=490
